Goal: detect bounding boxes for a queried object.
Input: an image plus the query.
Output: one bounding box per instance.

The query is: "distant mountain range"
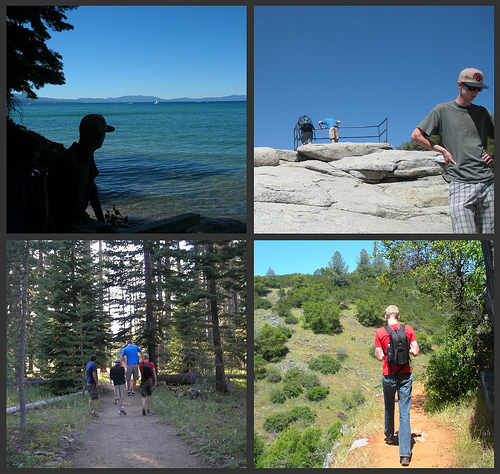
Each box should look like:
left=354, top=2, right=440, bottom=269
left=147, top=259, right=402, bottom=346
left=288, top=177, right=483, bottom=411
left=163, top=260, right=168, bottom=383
left=13, top=93, right=246, bottom=104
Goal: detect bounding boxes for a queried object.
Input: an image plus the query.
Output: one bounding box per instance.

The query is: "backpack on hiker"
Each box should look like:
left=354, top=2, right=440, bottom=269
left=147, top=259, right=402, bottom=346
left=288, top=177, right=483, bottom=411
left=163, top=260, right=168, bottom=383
left=298, top=115, right=313, bottom=132
left=141, top=361, right=153, bottom=380
left=384, top=325, right=410, bottom=370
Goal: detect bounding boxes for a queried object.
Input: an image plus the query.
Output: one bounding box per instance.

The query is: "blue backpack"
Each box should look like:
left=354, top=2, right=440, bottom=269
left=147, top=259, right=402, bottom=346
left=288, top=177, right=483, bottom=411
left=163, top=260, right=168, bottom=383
left=298, top=115, right=313, bottom=132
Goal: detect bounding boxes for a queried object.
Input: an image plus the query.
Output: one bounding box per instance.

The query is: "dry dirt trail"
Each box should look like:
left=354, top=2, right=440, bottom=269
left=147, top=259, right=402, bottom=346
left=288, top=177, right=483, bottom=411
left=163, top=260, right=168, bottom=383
left=353, top=382, right=455, bottom=468
left=65, top=385, right=212, bottom=468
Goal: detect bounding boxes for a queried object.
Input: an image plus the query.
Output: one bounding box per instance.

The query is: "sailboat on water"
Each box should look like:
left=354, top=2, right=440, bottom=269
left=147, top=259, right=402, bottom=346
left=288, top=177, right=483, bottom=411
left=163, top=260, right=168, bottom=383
left=154, top=98, right=159, bottom=105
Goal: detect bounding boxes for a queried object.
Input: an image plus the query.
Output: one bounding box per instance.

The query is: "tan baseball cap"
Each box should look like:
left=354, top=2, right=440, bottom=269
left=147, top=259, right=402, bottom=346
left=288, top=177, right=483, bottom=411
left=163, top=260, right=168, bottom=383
left=458, top=68, right=489, bottom=89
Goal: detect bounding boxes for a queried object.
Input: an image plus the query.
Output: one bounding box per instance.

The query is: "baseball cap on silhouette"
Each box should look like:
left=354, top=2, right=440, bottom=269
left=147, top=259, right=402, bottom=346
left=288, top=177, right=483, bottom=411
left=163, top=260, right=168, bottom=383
left=458, top=68, right=489, bottom=89
left=79, top=114, right=115, bottom=138
left=114, top=358, right=121, bottom=363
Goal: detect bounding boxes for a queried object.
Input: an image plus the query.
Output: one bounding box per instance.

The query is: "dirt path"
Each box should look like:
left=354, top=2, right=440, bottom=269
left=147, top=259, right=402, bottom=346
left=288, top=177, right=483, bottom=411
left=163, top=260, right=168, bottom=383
left=358, top=382, right=455, bottom=468
left=66, top=385, right=211, bottom=468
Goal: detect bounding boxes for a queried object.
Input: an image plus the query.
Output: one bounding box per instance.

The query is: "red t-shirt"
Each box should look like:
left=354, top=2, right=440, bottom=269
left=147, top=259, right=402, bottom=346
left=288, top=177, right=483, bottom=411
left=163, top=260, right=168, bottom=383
left=374, top=323, right=416, bottom=375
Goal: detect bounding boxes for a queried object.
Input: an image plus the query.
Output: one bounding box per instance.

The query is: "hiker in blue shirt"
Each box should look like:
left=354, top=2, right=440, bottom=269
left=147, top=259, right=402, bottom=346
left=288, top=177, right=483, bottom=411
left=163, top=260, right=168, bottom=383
left=318, top=118, right=341, bottom=143
left=85, top=354, right=99, bottom=416
left=120, top=341, right=143, bottom=396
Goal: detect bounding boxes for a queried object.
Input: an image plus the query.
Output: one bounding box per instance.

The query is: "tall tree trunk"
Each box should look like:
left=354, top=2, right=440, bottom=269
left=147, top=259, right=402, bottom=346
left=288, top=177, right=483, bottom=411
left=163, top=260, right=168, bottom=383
left=143, top=241, right=157, bottom=366
left=207, top=243, right=228, bottom=393
left=19, top=241, right=30, bottom=428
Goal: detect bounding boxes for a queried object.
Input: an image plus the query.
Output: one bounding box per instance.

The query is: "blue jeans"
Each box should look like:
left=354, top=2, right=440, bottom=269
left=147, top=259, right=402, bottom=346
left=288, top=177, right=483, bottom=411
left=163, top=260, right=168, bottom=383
left=382, top=373, right=413, bottom=457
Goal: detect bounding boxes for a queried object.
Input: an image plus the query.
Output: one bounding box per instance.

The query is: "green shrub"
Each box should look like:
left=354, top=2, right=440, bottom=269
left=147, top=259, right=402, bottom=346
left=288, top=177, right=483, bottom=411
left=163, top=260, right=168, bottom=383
left=308, top=353, right=341, bottom=375
left=263, top=412, right=293, bottom=433
left=302, top=301, right=342, bottom=335
left=266, top=367, right=282, bottom=383
left=254, top=295, right=272, bottom=310
left=283, top=367, right=320, bottom=387
left=355, top=298, right=385, bottom=327
left=425, top=335, right=477, bottom=409
left=283, top=379, right=303, bottom=398
left=256, top=423, right=334, bottom=468
left=284, top=312, right=299, bottom=324
left=306, top=385, right=330, bottom=401
left=254, top=353, right=268, bottom=380
left=262, top=405, right=317, bottom=435
left=269, top=388, right=287, bottom=404
left=288, top=406, right=317, bottom=426
left=255, top=323, right=289, bottom=362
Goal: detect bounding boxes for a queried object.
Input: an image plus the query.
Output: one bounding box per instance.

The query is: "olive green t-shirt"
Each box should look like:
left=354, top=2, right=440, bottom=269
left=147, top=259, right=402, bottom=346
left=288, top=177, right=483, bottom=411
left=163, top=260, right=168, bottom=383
left=417, top=100, right=494, bottom=183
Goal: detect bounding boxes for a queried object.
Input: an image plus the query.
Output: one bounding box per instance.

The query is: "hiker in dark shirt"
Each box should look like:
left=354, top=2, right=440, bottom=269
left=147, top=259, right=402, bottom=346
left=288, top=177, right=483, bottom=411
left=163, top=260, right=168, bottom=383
left=85, top=354, right=99, bottom=417
left=47, top=114, right=117, bottom=233
left=374, top=305, right=419, bottom=466
left=110, top=358, right=127, bottom=416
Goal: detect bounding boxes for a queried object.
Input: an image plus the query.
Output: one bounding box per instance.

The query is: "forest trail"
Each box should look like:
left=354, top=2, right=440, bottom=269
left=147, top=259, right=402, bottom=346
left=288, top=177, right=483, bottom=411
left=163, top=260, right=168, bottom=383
left=343, top=382, right=456, bottom=468
left=65, top=385, right=211, bottom=468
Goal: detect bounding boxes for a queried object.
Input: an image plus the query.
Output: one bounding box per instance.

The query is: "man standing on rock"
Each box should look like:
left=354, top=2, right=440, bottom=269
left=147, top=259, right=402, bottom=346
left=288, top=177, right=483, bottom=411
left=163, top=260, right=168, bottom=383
left=374, top=305, right=419, bottom=466
left=120, top=341, right=143, bottom=396
left=411, top=67, right=494, bottom=234
left=318, top=118, right=341, bottom=143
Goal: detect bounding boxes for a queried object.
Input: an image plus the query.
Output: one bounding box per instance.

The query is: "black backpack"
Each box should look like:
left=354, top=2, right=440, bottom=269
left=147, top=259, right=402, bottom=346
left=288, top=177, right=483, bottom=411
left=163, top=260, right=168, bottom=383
left=298, top=115, right=313, bottom=132
left=142, top=361, right=152, bottom=380
left=385, top=325, right=410, bottom=370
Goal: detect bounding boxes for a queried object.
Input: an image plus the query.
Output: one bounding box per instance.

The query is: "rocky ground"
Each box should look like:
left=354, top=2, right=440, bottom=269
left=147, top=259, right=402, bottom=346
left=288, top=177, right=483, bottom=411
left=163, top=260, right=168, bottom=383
left=254, top=143, right=453, bottom=234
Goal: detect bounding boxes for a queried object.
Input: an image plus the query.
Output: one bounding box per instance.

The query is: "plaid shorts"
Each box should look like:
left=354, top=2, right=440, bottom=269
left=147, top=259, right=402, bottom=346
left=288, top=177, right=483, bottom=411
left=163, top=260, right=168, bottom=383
left=449, top=179, right=494, bottom=234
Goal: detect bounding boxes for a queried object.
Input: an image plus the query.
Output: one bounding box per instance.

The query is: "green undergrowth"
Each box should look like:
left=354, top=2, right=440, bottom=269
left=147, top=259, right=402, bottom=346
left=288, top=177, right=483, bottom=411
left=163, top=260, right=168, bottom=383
left=152, top=379, right=247, bottom=468
left=6, top=388, right=100, bottom=468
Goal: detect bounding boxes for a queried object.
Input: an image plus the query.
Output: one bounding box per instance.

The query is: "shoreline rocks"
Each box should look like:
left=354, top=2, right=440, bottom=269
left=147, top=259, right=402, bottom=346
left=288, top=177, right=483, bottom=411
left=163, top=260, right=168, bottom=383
left=254, top=143, right=452, bottom=234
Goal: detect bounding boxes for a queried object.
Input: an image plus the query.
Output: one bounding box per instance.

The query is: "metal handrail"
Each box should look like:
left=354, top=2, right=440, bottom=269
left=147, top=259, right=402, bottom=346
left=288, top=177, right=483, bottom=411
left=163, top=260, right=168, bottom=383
left=294, top=117, right=388, bottom=150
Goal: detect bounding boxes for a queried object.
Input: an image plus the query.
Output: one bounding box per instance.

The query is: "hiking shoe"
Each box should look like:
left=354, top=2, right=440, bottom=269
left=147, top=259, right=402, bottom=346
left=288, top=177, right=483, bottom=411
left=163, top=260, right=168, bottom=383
left=127, top=391, right=132, bottom=396
left=120, top=407, right=127, bottom=415
left=384, top=435, right=395, bottom=445
left=142, top=408, right=147, bottom=416
left=131, top=391, right=135, bottom=396
left=90, top=411, right=98, bottom=417
left=400, top=456, right=410, bottom=466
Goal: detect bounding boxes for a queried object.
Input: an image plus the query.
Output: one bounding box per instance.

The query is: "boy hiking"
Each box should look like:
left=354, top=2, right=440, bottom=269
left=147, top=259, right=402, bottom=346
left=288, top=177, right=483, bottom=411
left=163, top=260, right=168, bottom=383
left=109, top=358, right=127, bottom=416
left=139, top=354, right=158, bottom=416
left=85, top=354, right=99, bottom=417
left=374, top=306, right=419, bottom=466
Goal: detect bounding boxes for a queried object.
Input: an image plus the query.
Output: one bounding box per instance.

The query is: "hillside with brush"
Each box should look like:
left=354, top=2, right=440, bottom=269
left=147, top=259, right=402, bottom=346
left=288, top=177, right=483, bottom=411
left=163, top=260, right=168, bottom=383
left=253, top=241, right=494, bottom=468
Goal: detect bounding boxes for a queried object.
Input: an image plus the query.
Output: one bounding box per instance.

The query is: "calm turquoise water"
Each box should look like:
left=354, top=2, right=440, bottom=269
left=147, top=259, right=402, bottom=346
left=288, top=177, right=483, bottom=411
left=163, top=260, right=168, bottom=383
left=12, top=101, right=247, bottom=224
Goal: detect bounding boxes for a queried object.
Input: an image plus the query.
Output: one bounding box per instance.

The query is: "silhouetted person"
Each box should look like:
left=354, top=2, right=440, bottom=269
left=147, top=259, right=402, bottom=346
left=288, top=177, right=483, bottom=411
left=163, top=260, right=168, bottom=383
left=7, top=124, right=53, bottom=232
left=47, top=114, right=116, bottom=232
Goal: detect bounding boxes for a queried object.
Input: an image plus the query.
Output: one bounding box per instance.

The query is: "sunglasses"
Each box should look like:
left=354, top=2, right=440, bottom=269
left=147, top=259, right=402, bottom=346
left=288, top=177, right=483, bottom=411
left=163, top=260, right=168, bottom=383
left=462, top=83, right=482, bottom=92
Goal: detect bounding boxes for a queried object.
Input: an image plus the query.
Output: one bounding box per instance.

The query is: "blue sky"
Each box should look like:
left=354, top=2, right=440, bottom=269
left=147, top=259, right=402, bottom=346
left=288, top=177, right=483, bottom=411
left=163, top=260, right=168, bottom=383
left=254, top=5, right=494, bottom=149
left=254, top=240, right=378, bottom=276
left=36, top=6, right=246, bottom=99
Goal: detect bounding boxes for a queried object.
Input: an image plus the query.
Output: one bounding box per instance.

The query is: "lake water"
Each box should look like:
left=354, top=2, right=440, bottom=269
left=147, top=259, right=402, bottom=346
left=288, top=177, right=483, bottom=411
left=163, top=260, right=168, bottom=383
left=11, top=101, right=247, bottom=226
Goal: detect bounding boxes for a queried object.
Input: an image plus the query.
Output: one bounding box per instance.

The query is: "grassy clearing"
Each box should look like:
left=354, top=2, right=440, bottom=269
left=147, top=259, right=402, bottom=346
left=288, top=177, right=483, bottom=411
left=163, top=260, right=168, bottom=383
left=6, top=387, right=99, bottom=468
left=152, top=378, right=247, bottom=467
